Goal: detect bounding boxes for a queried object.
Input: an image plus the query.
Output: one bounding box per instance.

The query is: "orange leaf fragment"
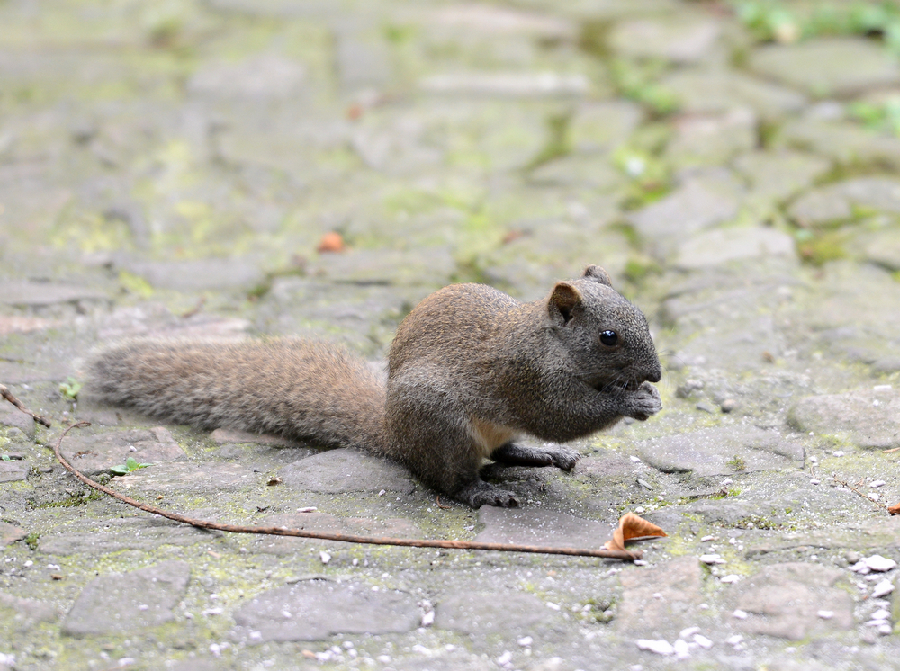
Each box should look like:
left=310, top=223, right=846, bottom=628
left=888, top=502, right=900, bottom=515
left=501, top=229, right=526, bottom=245
left=347, top=103, right=364, bottom=120
left=604, top=512, right=667, bottom=552
left=317, top=232, right=345, bottom=254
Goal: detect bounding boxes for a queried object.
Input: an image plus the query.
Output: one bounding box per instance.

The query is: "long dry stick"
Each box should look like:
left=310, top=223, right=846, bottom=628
left=0, top=383, right=51, bottom=427
left=51, top=422, right=642, bottom=561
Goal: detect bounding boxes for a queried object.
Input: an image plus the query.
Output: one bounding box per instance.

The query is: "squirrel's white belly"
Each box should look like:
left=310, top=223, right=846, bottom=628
left=468, top=417, right=519, bottom=458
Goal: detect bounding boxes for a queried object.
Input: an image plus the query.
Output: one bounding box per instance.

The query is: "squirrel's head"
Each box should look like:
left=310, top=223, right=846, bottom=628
left=546, top=265, right=662, bottom=389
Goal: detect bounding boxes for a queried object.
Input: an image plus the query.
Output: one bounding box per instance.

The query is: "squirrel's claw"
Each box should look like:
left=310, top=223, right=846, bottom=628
left=622, top=381, right=662, bottom=421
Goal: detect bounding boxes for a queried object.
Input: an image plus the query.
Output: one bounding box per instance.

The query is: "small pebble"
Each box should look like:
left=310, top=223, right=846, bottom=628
left=672, top=639, right=690, bottom=660
left=872, top=579, right=895, bottom=598
left=720, top=575, right=741, bottom=584
left=732, top=610, right=749, bottom=620
left=700, top=554, right=726, bottom=565
left=870, top=608, right=891, bottom=622
left=693, top=634, right=713, bottom=649
left=319, top=551, right=331, bottom=565
left=810, top=479, right=821, bottom=485
left=679, top=626, right=700, bottom=639
left=636, top=640, right=674, bottom=656
left=721, top=398, right=736, bottom=413
left=869, top=480, right=886, bottom=488
left=517, top=636, right=533, bottom=647
left=817, top=610, right=834, bottom=620
left=675, top=380, right=704, bottom=398
left=865, top=555, right=897, bottom=572
left=832, top=451, right=845, bottom=457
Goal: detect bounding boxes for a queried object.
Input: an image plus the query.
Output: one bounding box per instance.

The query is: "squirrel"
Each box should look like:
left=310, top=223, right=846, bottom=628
left=88, top=265, right=662, bottom=508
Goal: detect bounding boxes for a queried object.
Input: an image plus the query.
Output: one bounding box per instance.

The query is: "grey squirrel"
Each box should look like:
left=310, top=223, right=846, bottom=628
left=89, top=265, right=662, bottom=507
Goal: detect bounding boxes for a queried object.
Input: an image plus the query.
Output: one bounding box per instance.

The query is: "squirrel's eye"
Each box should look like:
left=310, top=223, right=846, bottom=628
left=600, top=330, right=618, bottom=347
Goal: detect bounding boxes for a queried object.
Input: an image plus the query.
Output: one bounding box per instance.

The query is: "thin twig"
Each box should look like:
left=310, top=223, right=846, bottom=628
left=831, top=472, right=887, bottom=514
left=50, top=422, right=641, bottom=561
left=181, top=297, right=206, bottom=319
left=0, top=383, right=51, bottom=427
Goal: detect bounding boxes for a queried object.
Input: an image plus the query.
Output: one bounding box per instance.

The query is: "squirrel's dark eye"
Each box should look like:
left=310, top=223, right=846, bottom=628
left=600, top=330, right=618, bottom=347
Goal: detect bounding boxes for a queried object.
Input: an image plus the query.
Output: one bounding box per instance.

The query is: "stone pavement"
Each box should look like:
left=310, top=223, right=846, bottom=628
left=1, top=1, right=900, bottom=669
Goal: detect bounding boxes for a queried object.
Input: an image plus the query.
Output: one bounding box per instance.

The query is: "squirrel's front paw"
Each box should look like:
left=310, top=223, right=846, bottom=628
left=623, top=382, right=661, bottom=421
left=545, top=445, right=580, bottom=471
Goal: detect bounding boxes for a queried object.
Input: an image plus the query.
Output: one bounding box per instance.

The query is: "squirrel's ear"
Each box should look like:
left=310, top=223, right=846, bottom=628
left=548, top=282, right=581, bottom=326
left=582, top=265, right=612, bottom=286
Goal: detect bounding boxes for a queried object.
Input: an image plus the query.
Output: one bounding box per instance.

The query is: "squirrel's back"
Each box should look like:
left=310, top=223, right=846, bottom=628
left=389, top=282, right=519, bottom=372
left=88, top=338, right=386, bottom=452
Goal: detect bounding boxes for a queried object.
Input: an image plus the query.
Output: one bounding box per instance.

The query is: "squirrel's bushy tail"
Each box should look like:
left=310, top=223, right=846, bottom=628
left=88, top=338, right=386, bottom=452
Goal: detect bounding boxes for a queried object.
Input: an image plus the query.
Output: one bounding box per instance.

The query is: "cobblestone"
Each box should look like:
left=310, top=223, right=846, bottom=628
left=1, top=1, right=900, bottom=669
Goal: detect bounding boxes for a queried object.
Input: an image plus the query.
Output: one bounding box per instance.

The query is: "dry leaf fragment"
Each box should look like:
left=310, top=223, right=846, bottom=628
left=317, top=232, right=345, bottom=254
left=888, top=502, right=900, bottom=515
left=346, top=103, right=363, bottom=120
left=501, top=229, right=527, bottom=245
left=605, top=512, right=667, bottom=551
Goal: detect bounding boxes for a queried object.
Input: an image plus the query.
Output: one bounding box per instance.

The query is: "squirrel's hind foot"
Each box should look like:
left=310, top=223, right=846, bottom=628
left=454, top=479, right=519, bottom=508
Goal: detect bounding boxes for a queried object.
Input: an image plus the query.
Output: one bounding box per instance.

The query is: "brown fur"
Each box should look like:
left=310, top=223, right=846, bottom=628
left=89, top=266, right=662, bottom=507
